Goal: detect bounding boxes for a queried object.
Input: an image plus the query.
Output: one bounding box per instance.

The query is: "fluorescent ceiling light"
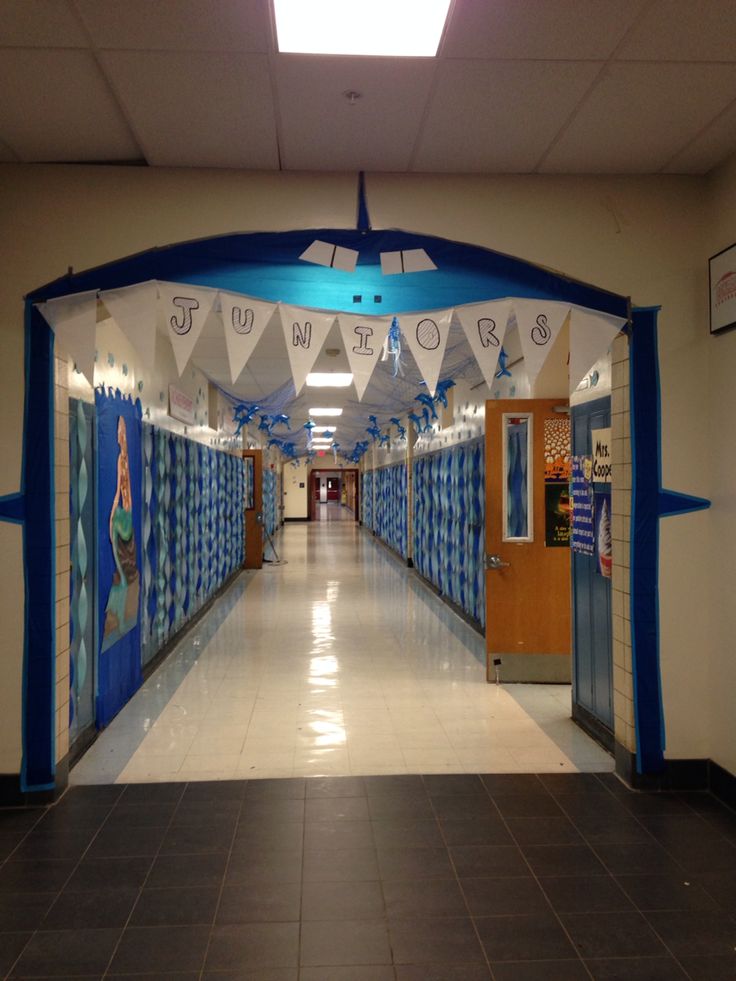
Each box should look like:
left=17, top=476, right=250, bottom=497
left=312, top=438, right=333, bottom=444
left=309, top=407, right=343, bottom=417
left=274, top=0, right=452, bottom=57
left=306, top=372, right=353, bottom=387
left=314, top=425, right=337, bottom=433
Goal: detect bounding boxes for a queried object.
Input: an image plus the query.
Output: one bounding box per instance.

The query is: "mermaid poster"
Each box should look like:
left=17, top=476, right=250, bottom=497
left=95, top=389, right=143, bottom=725
left=101, top=416, right=140, bottom=650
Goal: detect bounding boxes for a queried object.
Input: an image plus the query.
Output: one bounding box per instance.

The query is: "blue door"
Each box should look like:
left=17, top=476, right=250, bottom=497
left=571, top=397, right=613, bottom=746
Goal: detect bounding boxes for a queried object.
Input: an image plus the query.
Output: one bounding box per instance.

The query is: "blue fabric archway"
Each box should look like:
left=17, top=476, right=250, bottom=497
left=16, top=227, right=635, bottom=791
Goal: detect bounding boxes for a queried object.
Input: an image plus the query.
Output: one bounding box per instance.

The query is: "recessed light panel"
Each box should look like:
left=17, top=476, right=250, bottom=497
left=309, top=408, right=343, bottom=417
left=274, top=0, right=452, bottom=57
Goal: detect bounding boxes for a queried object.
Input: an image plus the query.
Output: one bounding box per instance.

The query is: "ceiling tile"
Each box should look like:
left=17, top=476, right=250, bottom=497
left=442, top=0, right=647, bottom=60
left=540, top=62, right=736, bottom=173
left=663, top=98, right=736, bottom=174
left=0, top=0, right=88, bottom=47
left=100, top=51, right=279, bottom=168
left=413, top=59, right=601, bottom=173
left=75, top=0, right=272, bottom=52
left=0, top=49, right=139, bottom=161
left=617, top=0, right=736, bottom=61
left=275, top=55, right=436, bottom=172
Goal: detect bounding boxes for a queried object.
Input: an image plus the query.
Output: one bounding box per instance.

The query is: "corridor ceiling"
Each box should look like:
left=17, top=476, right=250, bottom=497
left=2, top=0, right=736, bottom=175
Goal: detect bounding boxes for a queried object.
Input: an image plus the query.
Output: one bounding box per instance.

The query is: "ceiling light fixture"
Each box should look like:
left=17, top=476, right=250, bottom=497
left=309, top=408, right=343, bottom=417
left=306, top=372, right=353, bottom=387
left=273, top=0, right=452, bottom=57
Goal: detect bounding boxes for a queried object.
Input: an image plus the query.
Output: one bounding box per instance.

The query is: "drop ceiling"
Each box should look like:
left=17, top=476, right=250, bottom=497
left=1, top=0, right=736, bottom=175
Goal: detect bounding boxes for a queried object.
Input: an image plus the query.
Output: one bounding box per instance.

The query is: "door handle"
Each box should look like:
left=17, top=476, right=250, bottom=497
left=486, top=553, right=510, bottom=570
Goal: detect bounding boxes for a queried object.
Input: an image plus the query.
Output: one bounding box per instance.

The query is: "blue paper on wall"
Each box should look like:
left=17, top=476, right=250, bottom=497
left=95, top=389, right=143, bottom=727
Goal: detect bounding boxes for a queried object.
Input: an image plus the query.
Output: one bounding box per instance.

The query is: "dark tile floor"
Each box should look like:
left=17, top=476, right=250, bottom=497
left=0, top=773, right=735, bottom=980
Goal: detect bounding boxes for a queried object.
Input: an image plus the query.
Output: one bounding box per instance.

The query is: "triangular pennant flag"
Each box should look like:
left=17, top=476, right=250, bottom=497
left=219, top=292, right=277, bottom=384
left=401, top=308, right=453, bottom=396
left=102, top=281, right=158, bottom=369
left=456, top=299, right=512, bottom=391
left=513, top=299, right=570, bottom=393
left=279, top=305, right=336, bottom=394
left=157, top=281, right=216, bottom=377
left=337, top=314, right=392, bottom=400
left=36, top=290, right=97, bottom=386
left=569, top=307, right=627, bottom=394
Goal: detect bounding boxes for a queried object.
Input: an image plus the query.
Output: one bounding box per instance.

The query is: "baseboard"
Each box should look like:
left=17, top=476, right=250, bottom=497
left=572, top=702, right=615, bottom=753
left=284, top=516, right=309, bottom=521
left=0, top=754, right=68, bottom=807
left=494, top=652, right=571, bottom=683
left=709, top=760, right=736, bottom=810
left=614, top=744, right=736, bottom=809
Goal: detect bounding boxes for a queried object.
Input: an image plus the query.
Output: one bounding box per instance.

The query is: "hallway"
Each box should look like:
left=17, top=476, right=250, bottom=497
left=72, top=522, right=611, bottom=785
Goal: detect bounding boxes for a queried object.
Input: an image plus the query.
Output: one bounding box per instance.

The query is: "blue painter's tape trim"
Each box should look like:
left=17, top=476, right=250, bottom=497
left=0, top=492, right=25, bottom=523
left=357, top=172, right=371, bottom=232
left=20, top=302, right=56, bottom=793
left=659, top=489, right=711, bottom=517
left=629, top=307, right=665, bottom=774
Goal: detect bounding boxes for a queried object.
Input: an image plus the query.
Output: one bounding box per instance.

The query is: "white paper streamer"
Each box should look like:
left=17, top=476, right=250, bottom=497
left=158, top=281, right=216, bottom=377
left=36, top=290, right=98, bottom=386
left=102, top=281, right=158, bottom=369
left=219, top=292, right=277, bottom=384
left=456, top=299, right=512, bottom=392
left=337, top=314, right=392, bottom=400
left=513, top=299, right=570, bottom=394
left=401, top=308, right=454, bottom=397
left=569, top=307, right=627, bottom=393
left=279, top=305, right=336, bottom=395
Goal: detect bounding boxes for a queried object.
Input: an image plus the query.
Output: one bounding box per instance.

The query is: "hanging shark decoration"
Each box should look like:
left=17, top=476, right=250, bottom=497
left=30, top=173, right=628, bottom=460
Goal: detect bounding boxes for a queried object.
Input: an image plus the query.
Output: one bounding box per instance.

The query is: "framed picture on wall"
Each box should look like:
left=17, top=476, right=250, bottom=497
left=709, top=242, right=736, bottom=334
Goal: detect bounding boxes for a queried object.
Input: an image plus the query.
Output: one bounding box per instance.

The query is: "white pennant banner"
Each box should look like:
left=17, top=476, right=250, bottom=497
left=337, top=314, right=392, bottom=400
left=158, top=281, right=216, bottom=377
left=401, top=308, right=454, bottom=396
left=37, top=290, right=98, bottom=386
left=513, top=299, right=570, bottom=393
left=219, top=292, right=277, bottom=384
left=569, top=308, right=627, bottom=394
left=456, top=299, right=512, bottom=391
left=279, top=305, right=336, bottom=394
left=102, top=280, right=158, bottom=369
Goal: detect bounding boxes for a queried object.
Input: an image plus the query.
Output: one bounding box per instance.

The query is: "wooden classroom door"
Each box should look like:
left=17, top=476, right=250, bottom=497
left=485, top=399, right=571, bottom=682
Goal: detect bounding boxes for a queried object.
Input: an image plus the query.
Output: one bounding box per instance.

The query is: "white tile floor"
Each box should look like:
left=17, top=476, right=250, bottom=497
left=71, top=519, right=613, bottom=784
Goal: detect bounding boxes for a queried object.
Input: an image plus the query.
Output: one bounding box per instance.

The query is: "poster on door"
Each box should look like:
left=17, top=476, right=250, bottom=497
left=545, top=483, right=571, bottom=547
left=543, top=417, right=571, bottom=547
left=594, top=490, right=613, bottom=578
left=571, top=455, right=595, bottom=556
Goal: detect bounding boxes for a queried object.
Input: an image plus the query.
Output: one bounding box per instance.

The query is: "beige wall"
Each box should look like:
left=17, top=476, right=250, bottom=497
left=0, top=161, right=726, bottom=776
left=705, top=154, right=736, bottom=775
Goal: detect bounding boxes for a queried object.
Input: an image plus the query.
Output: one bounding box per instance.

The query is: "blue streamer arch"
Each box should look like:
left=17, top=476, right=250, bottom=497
left=6, top=227, right=706, bottom=790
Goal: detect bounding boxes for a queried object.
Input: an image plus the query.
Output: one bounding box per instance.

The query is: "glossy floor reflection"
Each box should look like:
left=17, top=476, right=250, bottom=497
left=71, top=522, right=613, bottom=784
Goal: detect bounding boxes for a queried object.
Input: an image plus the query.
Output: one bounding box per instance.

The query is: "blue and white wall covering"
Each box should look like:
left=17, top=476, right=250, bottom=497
left=361, top=470, right=374, bottom=530
left=139, top=423, right=245, bottom=672
left=263, top=468, right=278, bottom=538
left=95, top=389, right=144, bottom=727
left=413, top=439, right=486, bottom=628
left=373, top=463, right=408, bottom=561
